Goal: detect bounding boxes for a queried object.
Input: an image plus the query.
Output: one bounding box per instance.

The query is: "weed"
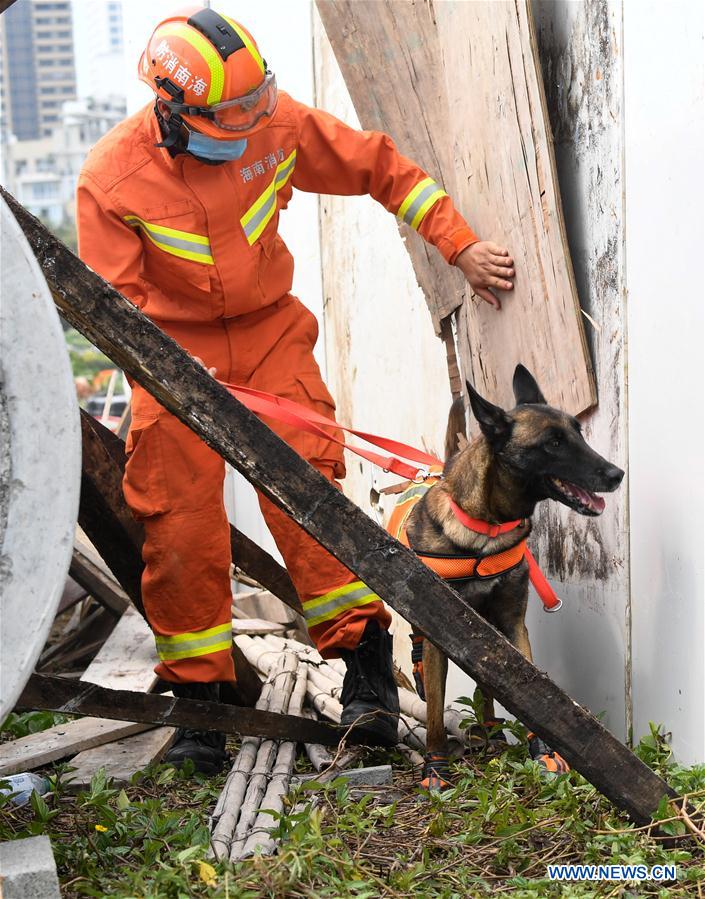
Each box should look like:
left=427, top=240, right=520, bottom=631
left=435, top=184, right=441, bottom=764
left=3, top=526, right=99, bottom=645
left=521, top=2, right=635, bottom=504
left=0, top=722, right=701, bottom=897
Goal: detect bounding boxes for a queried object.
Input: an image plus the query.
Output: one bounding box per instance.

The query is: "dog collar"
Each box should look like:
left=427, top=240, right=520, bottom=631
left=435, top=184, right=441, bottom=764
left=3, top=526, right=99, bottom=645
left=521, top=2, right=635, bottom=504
left=448, top=498, right=523, bottom=538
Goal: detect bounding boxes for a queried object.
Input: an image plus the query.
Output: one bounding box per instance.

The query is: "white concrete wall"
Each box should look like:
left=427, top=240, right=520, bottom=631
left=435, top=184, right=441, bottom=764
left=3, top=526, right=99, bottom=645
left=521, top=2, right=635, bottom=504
left=624, top=0, right=705, bottom=763
left=312, top=10, right=452, bottom=670
left=312, top=0, right=704, bottom=763
left=528, top=0, right=631, bottom=742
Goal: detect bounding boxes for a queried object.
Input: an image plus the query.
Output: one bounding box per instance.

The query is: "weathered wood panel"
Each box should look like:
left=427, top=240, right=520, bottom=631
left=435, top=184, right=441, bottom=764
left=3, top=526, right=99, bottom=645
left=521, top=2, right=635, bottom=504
left=315, top=0, right=466, bottom=329
left=313, top=10, right=453, bottom=676
left=3, top=190, right=676, bottom=825
left=66, top=727, right=176, bottom=791
left=316, top=0, right=595, bottom=415
left=80, top=606, right=157, bottom=692
left=0, top=718, right=152, bottom=777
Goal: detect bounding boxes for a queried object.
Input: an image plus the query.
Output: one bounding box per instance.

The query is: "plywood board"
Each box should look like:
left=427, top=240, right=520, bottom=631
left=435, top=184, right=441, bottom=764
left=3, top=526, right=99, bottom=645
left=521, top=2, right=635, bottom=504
left=316, top=0, right=595, bottom=415
left=70, top=606, right=164, bottom=783
left=315, top=0, right=467, bottom=328
left=80, top=605, right=157, bottom=692
left=65, top=727, right=176, bottom=790
left=0, top=718, right=152, bottom=776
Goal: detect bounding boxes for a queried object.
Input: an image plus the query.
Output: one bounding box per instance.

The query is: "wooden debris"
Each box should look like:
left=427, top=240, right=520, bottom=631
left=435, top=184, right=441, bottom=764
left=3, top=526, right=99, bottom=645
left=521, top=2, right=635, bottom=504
left=65, top=727, right=175, bottom=791
left=230, top=618, right=287, bottom=636
left=80, top=606, right=156, bottom=692
left=67, top=607, right=172, bottom=783
left=5, top=190, right=676, bottom=824
left=16, top=674, right=353, bottom=747
left=0, top=718, right=152, bottom=777
left=69, top=547, right=129, bottom=617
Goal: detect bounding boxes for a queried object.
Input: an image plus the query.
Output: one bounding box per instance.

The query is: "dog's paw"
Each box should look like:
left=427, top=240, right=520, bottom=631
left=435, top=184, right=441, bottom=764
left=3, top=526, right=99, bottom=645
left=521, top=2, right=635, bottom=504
left=468, top=717, right=508, bottom=754
left=419, top=753, right=453, bottom=791
left=527, top=732, right=571, bottom=774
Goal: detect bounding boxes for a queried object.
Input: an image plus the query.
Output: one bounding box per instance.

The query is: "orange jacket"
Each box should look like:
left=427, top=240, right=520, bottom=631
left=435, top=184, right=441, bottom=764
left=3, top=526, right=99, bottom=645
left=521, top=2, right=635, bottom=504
left=77, top=93, right=478, bottom=323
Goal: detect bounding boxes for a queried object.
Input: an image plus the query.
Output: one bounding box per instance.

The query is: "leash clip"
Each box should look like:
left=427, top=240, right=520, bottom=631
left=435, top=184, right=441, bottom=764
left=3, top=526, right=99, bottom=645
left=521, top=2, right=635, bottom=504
left=543, top=597, right=563, bottom=613
left=413, top=466, right=431, bottom=483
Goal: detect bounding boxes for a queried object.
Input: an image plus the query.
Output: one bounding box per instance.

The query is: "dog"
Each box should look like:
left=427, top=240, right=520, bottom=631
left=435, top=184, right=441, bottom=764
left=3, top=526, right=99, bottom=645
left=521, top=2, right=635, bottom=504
left=390, top=364, right=624, bottom=788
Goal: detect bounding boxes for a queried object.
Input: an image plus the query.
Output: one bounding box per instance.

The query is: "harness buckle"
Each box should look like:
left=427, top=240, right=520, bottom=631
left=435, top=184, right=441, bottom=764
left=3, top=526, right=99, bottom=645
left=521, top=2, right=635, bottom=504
left=543, top=597, right=563, bottom=613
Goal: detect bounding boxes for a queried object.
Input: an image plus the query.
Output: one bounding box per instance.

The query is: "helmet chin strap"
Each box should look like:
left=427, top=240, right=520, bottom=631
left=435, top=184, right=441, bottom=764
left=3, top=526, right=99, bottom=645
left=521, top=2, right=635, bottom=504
left=153, top=103, right=226, bottom=166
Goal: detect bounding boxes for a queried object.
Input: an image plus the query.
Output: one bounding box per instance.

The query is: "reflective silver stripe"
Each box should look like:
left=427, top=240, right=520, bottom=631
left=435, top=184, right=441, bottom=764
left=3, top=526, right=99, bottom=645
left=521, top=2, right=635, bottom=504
left=241, top=151, right=297, bottom=244
left=243, top=188, right=277, bottom=241
left=155, top=629, right=231, bottom=656
left=123, top=215, right=214, bottom=264
left=399, top=484, right=431, bottom=503
left=302, top=584, right=372, bottom=622
left=144, top=228, right=209, bottom=256
left=401, top=181, right=444, bottom=227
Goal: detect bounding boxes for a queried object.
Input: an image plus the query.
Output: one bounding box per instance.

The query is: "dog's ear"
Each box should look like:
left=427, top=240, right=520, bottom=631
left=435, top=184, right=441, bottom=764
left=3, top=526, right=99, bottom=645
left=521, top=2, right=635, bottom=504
left=466, top=380, right=512, bottom=451
left=512, top=364, right=547, bottom=406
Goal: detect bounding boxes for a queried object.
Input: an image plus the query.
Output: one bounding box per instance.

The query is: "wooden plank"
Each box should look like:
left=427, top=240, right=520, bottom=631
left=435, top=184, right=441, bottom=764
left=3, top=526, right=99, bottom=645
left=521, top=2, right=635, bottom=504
left=65, top=727, right=176, bottom=791
left=79, top=409, right=145, bottom=613
left=58, top=577, right=88, bottom=614
left=80, top=606, right=157, bottom=692
left=81, top=412, right=303, bottom=614
left=436, top=0, right=595, bottom=414
left=3, top=190, right=674, bottom=825
left=18, top=675, right=357, bottom=748
left=231, top=618, right=287, bottom=636
left=70, top=607, right=161, bottom=782
left=0, top=718, right=152, bottom=777
left=316, top=0, right=595, bottom=415
left=315, top=0, right=466, bottom=330
left=69, top=547, right=130, bottom=616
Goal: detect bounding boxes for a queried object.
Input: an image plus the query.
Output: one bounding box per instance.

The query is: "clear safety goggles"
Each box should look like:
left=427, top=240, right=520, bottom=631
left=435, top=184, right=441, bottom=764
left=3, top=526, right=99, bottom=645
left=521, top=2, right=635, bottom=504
left=161, top=71, right=278, bottom=133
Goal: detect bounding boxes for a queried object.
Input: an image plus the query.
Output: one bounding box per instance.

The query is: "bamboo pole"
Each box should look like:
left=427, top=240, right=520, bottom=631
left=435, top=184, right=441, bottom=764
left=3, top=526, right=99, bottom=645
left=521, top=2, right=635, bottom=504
left=238, top=662, right=309, bottom=859
left=209, top=678, right=276, bottom=860
left=229, top=653, right=300, bottom=861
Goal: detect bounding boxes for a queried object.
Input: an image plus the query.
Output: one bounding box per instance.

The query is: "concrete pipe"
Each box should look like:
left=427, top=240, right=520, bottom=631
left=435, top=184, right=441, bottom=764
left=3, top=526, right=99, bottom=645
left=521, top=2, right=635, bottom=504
left=0, top=197, right=81, bottom=720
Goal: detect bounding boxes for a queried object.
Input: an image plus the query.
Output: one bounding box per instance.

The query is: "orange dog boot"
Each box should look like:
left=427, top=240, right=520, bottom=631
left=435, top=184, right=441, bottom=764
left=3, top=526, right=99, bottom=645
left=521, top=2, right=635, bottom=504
left=527, top=732, right=571, bottom=774
left=420, top=753, right=453, bottom=790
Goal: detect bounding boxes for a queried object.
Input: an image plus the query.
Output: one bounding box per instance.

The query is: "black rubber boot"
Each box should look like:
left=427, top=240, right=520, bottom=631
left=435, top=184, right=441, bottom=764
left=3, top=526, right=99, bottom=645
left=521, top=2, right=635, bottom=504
left=163, top=682, right=230, bottom=775
left=340, top=620, right=400, bottom=746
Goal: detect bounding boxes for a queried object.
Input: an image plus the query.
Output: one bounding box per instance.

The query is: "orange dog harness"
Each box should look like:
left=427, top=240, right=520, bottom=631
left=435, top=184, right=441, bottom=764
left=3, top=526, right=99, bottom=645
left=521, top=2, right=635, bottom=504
left=387, top=475, right=562, bottom=611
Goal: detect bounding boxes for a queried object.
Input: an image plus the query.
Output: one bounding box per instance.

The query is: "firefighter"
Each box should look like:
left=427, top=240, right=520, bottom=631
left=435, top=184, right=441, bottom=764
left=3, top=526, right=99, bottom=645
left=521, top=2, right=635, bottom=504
left=77, top=7, right=515, bottom=773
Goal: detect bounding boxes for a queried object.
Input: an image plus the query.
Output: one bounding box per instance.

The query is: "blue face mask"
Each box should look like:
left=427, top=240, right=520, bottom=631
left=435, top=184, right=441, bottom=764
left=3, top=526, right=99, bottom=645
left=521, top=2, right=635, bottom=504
left=186, top=130, right=248, bottom=162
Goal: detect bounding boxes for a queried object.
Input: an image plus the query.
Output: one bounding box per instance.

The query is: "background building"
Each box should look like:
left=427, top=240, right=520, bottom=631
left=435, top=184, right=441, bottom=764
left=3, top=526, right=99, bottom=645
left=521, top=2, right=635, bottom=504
left=72, top=0, right=124, bottom=102
left=0, top=0, right=77, bottom=140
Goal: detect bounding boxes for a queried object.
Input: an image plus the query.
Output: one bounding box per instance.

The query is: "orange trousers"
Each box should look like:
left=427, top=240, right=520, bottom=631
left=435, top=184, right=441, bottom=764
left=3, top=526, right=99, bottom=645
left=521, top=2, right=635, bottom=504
left=123, top=295, right=390, bottom=683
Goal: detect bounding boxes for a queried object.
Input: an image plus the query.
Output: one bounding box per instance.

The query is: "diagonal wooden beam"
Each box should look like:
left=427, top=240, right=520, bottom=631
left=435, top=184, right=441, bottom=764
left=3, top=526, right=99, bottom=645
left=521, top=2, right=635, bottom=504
left=17, top=674, right=354, bottom=747
left=3, top=189, right=675, bottom=825
left=80, top=411, right=302, bottom=613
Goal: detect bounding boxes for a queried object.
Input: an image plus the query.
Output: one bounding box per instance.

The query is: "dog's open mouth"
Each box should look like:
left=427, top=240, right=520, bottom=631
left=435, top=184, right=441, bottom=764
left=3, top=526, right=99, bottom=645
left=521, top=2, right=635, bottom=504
left=550, top=477, right=606, bottom=515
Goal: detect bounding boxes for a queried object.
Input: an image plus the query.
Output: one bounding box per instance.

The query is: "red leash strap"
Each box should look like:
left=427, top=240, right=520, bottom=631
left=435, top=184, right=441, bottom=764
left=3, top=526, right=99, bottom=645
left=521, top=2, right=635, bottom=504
left=525, top=549, right=562, bottom=612
left=219, top=380, right=441, bottom=482
left=220, top=379, right=562, bottom=613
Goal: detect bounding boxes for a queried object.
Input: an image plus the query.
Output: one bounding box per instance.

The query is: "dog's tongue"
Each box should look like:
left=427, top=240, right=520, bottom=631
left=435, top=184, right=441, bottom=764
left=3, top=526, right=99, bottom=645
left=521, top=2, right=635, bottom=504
left=572, top=484, right=605, bottom=513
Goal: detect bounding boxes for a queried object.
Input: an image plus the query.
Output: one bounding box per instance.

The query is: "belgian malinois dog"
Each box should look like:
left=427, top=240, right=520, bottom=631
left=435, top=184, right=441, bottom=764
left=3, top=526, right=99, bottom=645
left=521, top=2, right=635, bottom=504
left=400, top=365, right=624, bottom=787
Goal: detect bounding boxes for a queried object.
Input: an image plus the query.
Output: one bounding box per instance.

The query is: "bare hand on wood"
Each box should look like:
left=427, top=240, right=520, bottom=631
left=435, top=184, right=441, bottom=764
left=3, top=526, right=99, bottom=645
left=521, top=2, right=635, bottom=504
left=193, top=355, right=217, bottom=378
left=455, top=241, right=515, bottom=310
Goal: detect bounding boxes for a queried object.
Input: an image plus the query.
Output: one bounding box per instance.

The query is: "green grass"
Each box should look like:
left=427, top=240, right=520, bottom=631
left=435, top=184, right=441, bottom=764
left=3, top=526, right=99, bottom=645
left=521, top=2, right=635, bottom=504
left=0, top=715, right=703, bottom=898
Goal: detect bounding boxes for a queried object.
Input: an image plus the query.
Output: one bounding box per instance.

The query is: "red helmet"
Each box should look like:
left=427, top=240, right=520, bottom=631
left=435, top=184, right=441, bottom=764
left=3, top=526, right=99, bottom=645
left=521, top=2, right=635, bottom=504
left=138, top=6, right=277, bottom=141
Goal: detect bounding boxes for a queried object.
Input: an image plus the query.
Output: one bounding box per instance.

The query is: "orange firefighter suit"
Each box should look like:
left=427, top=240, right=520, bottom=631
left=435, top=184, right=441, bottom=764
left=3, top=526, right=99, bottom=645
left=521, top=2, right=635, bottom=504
left=77, top=93, right=479, bottom=684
